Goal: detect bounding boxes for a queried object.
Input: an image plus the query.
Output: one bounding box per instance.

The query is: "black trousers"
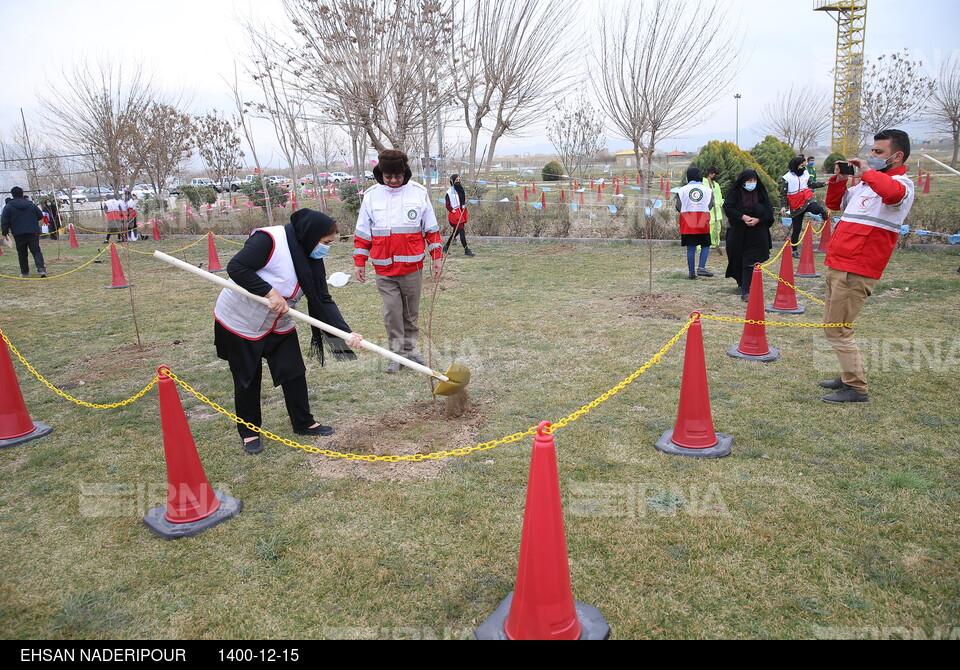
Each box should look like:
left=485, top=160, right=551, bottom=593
left=234, top=367, right=314, bottom=439
left=443, top=228, right=468, bottom=251
left=790, top=201, right=829, bottom=245
left=14, top=234, right=45, bottom=275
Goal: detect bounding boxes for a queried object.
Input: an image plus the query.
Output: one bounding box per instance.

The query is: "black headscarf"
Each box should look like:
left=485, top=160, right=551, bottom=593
left=686, top=167, right=702, bottom=183
left=789, top=156, right=805, bottom=176
left=725, top=169, right=773, bottom=220
left=285, top=208, right=356, bottom=365
left=449, top=173, right=466, bottom=207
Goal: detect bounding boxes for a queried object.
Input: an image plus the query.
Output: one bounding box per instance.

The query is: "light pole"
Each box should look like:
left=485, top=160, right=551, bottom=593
left=734, top=94, right=742, bottom=147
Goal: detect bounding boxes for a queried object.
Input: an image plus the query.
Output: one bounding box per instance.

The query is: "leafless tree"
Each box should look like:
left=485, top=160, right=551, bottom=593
left=758, top=84, right=831, bottom=153
left=547, top=94, right=606, bottom=179
left=135, top=103, right=192, bottom=211
left=476, top=0, right=577, bottom=178
left=858, top=49, right=935, bottom=143
left=193, top=111, right=244, bottom=185
left=930, top=53, right=960, bottom=168
left=594, top=0, right=738, bottom=187
left=39, top=57, right=158, bottom=194
left=226, top=69, right=274, bottom=226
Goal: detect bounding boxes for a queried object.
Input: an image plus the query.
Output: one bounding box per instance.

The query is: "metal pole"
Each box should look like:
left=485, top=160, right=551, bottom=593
left=734, top=94, right=741, bottom=147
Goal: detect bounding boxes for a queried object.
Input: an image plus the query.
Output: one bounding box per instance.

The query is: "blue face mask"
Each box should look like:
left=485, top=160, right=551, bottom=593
left=310, top=243, right=330, bottom=260
left=743, top=181, right=757, bottom=192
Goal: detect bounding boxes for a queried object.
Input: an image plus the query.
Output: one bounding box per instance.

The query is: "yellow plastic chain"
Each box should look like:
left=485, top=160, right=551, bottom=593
left=0, top=247, right=109, bottom=280
left=123, top=235, right=207, bottom=255
left=162, top=318, right=695, bottom=459
left=699, top=314, right=851, bottom=328
left=0, top=328, right=159, bottom=408
left=212, top=233, right=246, bottom=246
left=758, top=265, right=826, bottom=305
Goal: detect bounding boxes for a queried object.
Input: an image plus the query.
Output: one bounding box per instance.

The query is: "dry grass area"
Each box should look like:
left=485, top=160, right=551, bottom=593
left=0, top=236, right=958, bottom=640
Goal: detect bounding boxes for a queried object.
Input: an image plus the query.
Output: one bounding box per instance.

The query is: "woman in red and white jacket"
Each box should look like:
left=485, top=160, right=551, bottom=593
left=779, top=156, right=828, bottom=256
left=443, top=174, right=474, bottom=256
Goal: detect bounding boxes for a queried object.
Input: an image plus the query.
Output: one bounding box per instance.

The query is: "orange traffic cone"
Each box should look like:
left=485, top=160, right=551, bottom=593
left=291, top=189, right=298, bottom=212
left=655, top=314, right=733, bottom=458
left=923, top=172, right=931, bottom=194
left=68, top=223, right=80, bottom=249
left=614, top=182, right=621, bottom=196
left=515, top=195, right=520, bottom=215
left=579, top=190, right=585, bottom=205
left=475, top=422, right=610, bottom=640
left=815, top=216, right=832, bottom=253
left=143, top=367, right=242, bottom=539
left=540, top=192, right=546, bottom=209
left=0, top=330, right=53, bottom=448
left=795, top=225, right=822, bottom=278
left=728, top=267, right=780, bottom=362
left=523, top=186, right=528, bottom=201
left=105, top=244, right=132, bottom=289
left=766, top=242, right=806, bottom=314
left=560, top=189, right=566, bottom=203
left=206, top=232, right=224, bottom=273
left=152, top=219, right=162, bottom=241
left=596, top=185, right=602, bottom=202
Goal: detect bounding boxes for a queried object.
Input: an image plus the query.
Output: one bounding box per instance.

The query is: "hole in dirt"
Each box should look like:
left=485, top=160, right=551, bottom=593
left=305, top=397, right=487, bottom=482
left=597, top=293, right=702, bottom=321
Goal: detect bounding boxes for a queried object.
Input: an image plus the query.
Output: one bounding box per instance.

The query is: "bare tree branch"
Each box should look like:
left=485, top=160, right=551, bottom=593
left=758, top=84, right=831, bottom=153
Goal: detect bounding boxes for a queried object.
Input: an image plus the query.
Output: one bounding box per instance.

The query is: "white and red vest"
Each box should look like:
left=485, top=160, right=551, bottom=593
left=825, top=167, right=915, bottom=279
left=214, top=227, right=303, bottom=340
left=354, top=182, right=443, bottom=277
left=103, top=197, right=126, bottom=223
left=781, top=171, right=814, bottom=211
left=676, top=181, right=711, bottom=235
left=445, top=187, right=469, bottom=228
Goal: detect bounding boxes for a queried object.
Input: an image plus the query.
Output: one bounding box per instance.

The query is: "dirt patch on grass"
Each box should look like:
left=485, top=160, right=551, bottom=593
left=598, top=293, right=702, bottom=321
left=424, top=273, right=460, bottom=291
left=530, top=244, right=577, bottom=255
left=305, top=397, right=487, bottom=482
left=63, top=341, right=183, bottom=383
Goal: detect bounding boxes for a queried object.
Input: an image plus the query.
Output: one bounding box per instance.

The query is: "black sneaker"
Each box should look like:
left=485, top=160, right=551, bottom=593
left=405, top=353, right=427, bottom=366
left=464, top=248, right=475, bottom=257
left=792, top=250, right=801, bottom=259
left=696, top=267, right=714, bottom=277
left=38, top=269, right=47, bottom=278
left=822, top=387, right=869, bottom=404
left=740, top=292, right=750, bottom=302
left=20, top=273, right=29, bottom=279
left=818, top=378, right=845, bottom=390
left=688, top=273, right=698, bottom=280
left=242, top=437, right=264, bottom=455
left=295, top=424, right=335, bottom=437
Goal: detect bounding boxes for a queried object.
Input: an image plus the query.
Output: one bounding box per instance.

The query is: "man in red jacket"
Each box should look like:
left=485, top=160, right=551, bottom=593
left=819, top=129, right=915, bottom=403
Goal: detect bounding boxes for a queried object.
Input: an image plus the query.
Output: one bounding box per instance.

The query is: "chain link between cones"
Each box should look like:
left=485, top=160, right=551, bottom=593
left=0, top=328, right=159, bottom=408
left=758, top=265, right=826, bottom=306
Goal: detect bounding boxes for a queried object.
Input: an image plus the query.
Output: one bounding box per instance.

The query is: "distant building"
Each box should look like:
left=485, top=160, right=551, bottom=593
left=614, top=149, right=642, bottom=169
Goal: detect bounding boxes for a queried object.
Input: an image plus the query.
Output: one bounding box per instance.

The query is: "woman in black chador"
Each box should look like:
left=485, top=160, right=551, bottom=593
left=723, top=169, right=774, bottom=301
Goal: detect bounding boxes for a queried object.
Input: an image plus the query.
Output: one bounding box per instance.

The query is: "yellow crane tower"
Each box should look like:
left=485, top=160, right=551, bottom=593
left=814, top=0, right=868, bottom=157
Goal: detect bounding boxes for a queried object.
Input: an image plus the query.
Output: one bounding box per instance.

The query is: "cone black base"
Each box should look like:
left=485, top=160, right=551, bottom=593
left=0, top=422, right=53, bottom=449
left=765, top=304, right=806, bottom=314
left=726, top=344, right=780, bottom=362
left=474, top=591, right=611, bottom=640
left=105, top=283, right=133, bottom=289
left=795, top=272, right=822, bottom=278
left=655, top=429, right=733, bottom=459
left=143, top=490, right=242, bottom=540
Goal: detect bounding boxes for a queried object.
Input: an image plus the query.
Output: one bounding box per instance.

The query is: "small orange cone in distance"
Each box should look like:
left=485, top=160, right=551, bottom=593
left=475, top=422, right=610, bottom=640
left=795, top=224, right=822, bottom=278
left=152, top=219, right=162, bottom=241
left=656, top=314, right=733, bottom=458
left=767, top=241, right=806, bottom=314
left=68, top=224, right=80, bottom=249
left=728, top=267, right=780, bottom=362
left=105, top=244, right=132, bottom=289
left=0, top=332, right=53, bottom=448
left=143, top=367, right=241, bottom=539
left=206, top=232, right=225, bottom=272
left=923, top=172, right=931, bottom=194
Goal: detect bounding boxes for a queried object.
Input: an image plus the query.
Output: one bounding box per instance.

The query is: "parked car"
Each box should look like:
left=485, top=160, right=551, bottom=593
left=266, top=175, right=293, bottom=189
left=327, top=172, right=355, bottom=183
left=70, top=188, right=89, bottom=204
left=54, top=190, right=72, bottom=205
left=131, top=183, right=157, bottom=199
left=364, top=170, right=374, bottom=180
left=189, top=177, right=220, bottom=192
left=220, top=177, right=243, bottom=192
left=85, top=186, right=116, bottom=202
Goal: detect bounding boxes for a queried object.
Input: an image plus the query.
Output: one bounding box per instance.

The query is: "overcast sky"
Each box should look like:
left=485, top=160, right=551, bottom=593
left=0, top=0, right=956, bottom=172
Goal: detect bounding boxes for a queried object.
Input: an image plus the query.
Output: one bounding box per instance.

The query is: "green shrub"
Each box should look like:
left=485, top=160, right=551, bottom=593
left=240, top=180, right=289, bottom=209
left=823, top=152, right=845, bottom=176
left=179, top=185, right=218, bottom=210
left=542, top=161, right=564, bottom=182
left=688, top=140, right=778, bottom=199
left=337, top=182, right=362, bottom=217
left=749, top=135, right=796, bottom=183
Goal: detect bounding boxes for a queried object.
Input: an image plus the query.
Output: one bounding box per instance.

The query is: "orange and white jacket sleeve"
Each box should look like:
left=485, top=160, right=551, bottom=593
left=421, top=195, right=443, bottom=261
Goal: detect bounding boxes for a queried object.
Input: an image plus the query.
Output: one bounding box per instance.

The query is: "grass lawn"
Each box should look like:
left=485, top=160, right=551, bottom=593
left=1, top=235, right=958, bottom=640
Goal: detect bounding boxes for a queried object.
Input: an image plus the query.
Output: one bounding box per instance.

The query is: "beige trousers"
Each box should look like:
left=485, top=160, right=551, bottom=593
left=375, top=271, right=423, bottom=354
left=823, top=266, right=879, bottom=394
